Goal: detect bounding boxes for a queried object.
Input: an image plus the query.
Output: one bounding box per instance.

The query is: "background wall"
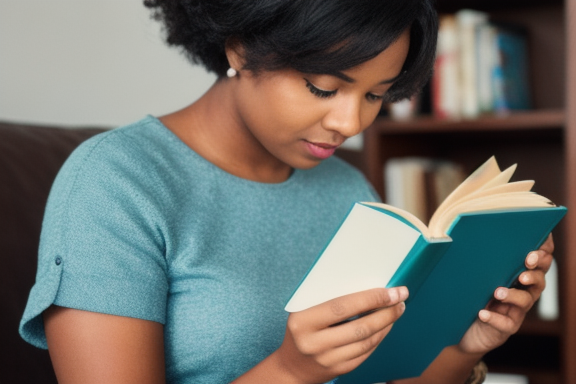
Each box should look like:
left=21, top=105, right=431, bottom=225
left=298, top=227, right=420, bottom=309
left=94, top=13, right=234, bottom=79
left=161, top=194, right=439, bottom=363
left=0, top=0, right=362, bottom=148
left=0, top=0, right=216, bottom=128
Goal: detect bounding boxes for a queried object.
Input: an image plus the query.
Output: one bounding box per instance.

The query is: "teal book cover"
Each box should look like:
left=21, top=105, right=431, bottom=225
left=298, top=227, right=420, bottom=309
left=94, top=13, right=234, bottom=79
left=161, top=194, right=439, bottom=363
left=336, top=206, right=566, bottom=384
left=284, top=203, right=452, bottom=313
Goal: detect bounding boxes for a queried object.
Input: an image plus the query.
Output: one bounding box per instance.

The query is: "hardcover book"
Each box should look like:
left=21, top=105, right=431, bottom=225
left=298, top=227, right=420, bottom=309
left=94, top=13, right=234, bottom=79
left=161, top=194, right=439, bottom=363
left=285, top=156, right=566, bottom=384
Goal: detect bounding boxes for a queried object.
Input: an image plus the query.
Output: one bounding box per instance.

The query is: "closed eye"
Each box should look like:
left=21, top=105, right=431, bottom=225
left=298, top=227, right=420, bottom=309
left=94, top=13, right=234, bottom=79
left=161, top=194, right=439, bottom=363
left=304, top=79, right=337, bottom=98
left=366, top=93, right=384, bottom=102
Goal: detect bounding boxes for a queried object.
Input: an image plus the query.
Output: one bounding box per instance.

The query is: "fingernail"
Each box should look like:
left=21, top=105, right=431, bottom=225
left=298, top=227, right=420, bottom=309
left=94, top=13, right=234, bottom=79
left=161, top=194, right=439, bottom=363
left=527, top=252, right=539, bottom=266
left=399, top=302, right=406, bottom=313
left=398, top=286, right=409, bottom=301
left=521, top=273, right=531, bottom=284
left=495, top=288, right=507, bottom=300
left=479, top=310, right=490, bottom=322
left=388, top=288, right=398, bottom=302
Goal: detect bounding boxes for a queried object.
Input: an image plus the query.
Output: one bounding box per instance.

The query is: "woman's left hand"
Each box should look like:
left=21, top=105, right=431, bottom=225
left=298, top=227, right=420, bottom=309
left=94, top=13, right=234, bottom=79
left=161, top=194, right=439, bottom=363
left=457, top=233, right=555, bottom=355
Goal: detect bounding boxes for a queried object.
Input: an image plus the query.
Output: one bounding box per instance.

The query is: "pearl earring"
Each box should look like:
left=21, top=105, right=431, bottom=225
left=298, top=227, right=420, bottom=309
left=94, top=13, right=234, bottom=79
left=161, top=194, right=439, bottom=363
left=227, top=67, right=237, bottom=78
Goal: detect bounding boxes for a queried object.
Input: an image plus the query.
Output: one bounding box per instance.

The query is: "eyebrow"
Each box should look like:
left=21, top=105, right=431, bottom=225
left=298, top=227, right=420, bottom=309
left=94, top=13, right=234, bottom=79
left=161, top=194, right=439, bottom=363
left=332, top=70, right=404, bottom=85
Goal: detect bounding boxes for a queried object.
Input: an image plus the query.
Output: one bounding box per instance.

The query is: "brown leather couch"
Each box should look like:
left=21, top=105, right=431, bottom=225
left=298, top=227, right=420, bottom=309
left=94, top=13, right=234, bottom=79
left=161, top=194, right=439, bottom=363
left=0, top=120, right=106, bottom=384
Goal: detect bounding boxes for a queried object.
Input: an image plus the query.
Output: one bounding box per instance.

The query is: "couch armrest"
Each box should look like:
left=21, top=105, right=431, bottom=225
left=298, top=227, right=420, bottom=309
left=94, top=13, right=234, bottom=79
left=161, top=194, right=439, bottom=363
left=0, top=121, right=107, bottom=384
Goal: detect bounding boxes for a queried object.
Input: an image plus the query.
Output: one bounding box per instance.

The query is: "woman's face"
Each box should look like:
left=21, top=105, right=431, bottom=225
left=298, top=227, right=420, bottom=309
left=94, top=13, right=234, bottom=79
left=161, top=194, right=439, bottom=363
left=229, top=29, right=410, bottom=172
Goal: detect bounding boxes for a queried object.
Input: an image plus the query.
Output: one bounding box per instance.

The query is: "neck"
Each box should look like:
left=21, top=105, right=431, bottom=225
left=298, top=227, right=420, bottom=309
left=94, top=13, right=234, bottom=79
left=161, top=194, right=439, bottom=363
left=159, top=78, right=293, bottom=183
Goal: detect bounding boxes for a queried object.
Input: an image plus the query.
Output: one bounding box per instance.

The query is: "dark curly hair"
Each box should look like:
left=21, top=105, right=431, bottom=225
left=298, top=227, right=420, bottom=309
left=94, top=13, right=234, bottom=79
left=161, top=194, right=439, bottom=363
left=144, top=0, right=438, bottom=102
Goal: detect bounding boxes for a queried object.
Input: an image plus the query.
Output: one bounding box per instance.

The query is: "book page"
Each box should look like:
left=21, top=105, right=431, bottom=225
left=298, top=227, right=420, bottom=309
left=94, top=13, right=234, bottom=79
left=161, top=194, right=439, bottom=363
left=426, top=156, right=557, bottom=238
left=285, top=203, right=422, bottom=312
left=447, top=180, right=534, bottom=206
left=434, top=179, right=534, bottom=219
left=475, top=163, right=517, bottom=191
left=429, top=156, right=501, bottom=230
left=431, top=192, right=553, bottom=238
left=363, top=202, right=432, bottom=238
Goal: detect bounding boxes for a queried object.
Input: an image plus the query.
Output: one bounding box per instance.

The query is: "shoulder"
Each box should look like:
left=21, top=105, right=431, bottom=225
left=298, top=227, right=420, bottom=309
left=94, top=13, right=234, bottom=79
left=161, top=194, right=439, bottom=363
left=54, top=116, right=180, bottom=194
left=63, top=116, right=172, bottom=169
left=45, top=116, right=186, bottom=233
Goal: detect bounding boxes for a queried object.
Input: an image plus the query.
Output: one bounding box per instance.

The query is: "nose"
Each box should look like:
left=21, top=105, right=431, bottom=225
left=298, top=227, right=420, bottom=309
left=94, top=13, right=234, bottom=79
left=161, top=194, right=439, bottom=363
left=321, top=97, right=363, bottom=138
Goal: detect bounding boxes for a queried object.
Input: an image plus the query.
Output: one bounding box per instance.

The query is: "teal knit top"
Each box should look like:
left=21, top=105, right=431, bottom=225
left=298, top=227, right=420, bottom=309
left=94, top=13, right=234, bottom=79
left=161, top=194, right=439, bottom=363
left=20, top=115, right=378, bottom=383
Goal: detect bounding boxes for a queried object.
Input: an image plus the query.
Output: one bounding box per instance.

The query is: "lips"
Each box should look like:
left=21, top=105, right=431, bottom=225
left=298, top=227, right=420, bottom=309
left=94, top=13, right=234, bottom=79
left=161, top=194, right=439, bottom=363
left=305, top=140, right=339, bottom=160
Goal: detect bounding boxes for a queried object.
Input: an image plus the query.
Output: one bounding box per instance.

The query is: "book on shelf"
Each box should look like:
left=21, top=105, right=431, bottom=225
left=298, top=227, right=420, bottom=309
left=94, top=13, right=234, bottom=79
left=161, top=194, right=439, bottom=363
left=457, top=9, right=489, bottom=118
left=284, top=156, right=566, bottom=384
left=432, top=14, right=460, bottom=119
left=432, top=10, right=532, bottom=119
left=384, top=157, right=465, bottom=223
left=491, top=23, right=532, bottom=113
left=476, top=18, right=497, bottom=114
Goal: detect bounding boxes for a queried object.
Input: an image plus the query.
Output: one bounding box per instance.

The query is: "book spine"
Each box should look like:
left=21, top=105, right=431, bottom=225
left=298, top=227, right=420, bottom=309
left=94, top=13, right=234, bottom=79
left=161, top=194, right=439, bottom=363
left=476, top=24, right=496, bottom=114
left=432, top=15, right=460, bottom=119
left=387, top=236, right=452, bottom=301
left=492, top=24, right=532, bottom=112
left=430, top=12, right=532, bottom=118
left=456, top=9, right=489, bottom=118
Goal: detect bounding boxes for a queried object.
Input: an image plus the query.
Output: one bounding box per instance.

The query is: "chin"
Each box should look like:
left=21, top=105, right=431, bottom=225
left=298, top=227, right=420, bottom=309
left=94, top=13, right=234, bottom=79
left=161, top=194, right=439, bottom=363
left=290, top=158, right=324, bottom=170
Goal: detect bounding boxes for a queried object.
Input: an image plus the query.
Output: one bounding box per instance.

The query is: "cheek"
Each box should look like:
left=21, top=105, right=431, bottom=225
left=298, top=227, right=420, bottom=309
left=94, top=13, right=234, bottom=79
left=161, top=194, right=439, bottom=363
left=244, top=80, right=325, bottom=136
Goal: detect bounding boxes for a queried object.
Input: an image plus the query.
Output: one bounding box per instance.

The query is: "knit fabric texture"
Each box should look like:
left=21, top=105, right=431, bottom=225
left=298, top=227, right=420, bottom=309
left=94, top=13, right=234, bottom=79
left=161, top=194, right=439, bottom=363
left=20, top=115, right=378, bottom=383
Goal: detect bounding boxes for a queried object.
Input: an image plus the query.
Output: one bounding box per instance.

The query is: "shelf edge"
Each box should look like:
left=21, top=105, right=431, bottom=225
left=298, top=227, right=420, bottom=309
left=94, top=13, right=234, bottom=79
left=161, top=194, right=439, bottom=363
left=372, top=109, right=565, bottom=133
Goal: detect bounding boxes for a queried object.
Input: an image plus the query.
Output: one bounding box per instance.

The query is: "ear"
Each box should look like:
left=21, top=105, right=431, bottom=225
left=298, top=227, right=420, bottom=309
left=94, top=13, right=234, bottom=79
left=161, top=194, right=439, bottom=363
left=225, top=38, right=245, bottom=72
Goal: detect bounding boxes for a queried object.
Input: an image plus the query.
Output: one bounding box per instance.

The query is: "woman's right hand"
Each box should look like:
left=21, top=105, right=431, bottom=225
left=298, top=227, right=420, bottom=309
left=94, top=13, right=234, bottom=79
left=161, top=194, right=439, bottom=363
left=275, top=286, right=409, bottom=384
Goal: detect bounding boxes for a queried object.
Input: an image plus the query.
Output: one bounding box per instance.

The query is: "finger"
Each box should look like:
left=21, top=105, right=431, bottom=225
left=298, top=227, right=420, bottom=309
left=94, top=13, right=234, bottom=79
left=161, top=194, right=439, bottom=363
left=517, top=268, right=547, bottom=296
left=321, top=302, right=406, bottom=348
left=486, top=299, right=513, bottom=317
left=524, top=234, right=554, bottom=271
left=316, top=302, right=406, bottom=367
left=493, top=287, right=535, bottom=313
left=539, top=233, right=555, bottom=254
left=525, top=250, right=552, bottom=272
left=303, top=287, right=409, bottom=329
left=315, top=320, right=393, bottom=372
left=478, top=309, right=521, bottom=335
left=525, top=251, right=540, bottom=270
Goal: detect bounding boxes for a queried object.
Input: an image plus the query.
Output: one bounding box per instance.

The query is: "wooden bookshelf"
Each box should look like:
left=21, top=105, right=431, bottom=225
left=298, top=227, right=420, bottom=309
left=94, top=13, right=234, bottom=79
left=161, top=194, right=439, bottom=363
left=350, top=1, right=576, bottom=382
left=364, top=109, right=566, bottom=202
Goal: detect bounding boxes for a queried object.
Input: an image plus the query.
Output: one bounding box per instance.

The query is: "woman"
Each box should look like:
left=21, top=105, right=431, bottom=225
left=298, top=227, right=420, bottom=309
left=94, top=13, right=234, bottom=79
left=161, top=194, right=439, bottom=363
left=20, top=1, right=554, bottom=383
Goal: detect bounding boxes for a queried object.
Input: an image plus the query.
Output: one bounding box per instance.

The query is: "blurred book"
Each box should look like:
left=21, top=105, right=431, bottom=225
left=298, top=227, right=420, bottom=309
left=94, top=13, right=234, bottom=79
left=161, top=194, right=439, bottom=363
left=485, top=372, right=528, bottom=384
left=432, top=14, right=461, bottom=119
left=384, top=157, right=465, bottom=223
left=491, top=23, right=532, bottom=113
left=389, top=96, right=420, bottom=121
left=432, top=11, right=532, bottom=119
left=457, top=9, right=489, bottom=118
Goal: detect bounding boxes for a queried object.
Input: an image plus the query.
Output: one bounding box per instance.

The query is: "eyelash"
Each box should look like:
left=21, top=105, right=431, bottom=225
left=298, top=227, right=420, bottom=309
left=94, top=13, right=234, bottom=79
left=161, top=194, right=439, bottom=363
left=305, top=79, right=337, bottom=98
left=366, top=93, right=383, bottom=102
left=304, top=79, right=385, bottom=102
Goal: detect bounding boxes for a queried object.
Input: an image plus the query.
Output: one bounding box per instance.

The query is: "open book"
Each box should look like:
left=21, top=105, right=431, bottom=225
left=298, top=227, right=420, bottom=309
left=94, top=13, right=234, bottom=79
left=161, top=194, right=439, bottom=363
left=285, top=156, right=566, bottom=384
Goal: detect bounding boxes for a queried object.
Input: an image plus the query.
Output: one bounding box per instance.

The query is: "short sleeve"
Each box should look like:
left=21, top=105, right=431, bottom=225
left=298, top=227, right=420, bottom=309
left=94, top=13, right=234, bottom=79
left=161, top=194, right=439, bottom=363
left=20, top=131, right=169, bottom=349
